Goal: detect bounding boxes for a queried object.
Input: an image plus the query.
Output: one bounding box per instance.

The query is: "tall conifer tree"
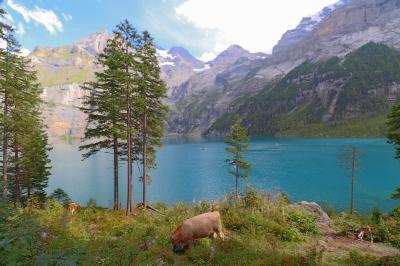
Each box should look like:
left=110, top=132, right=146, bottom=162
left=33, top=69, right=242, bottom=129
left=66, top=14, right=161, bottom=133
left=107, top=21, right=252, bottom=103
left=80, top=37, right=125, bottom=210
left=137, top=31, right=168, bottom=209
left=225, top=115, right=251, bottom=199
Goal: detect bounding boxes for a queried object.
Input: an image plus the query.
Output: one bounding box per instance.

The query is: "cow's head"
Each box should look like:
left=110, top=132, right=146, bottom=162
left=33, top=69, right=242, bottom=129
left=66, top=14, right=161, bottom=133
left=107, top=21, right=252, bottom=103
left=171, top=226, right=189, bottom=254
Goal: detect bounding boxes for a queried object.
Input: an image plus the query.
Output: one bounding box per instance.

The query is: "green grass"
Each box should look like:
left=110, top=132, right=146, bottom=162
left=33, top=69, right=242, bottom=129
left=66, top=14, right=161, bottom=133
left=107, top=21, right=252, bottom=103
left=35, top=65, right=94, bottom=87
left=1, top=189, right=399, bottom=265
left=277, top=113, right=388, bottom=137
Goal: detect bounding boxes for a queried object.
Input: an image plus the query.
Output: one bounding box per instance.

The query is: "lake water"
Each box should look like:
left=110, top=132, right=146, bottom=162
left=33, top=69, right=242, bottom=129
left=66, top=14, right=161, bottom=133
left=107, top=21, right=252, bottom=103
left=47, top=137, right=400, bottom=213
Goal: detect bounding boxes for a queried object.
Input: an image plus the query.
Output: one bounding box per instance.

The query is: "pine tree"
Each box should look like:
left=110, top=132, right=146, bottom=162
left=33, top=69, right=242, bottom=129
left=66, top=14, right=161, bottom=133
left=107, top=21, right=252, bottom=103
left=0, top=8, right=51, bottom=205
left=340, top=145, right=362, bottom=214
left=136, top=31, right=168, bottom=209
left=387, top=105, right=400, bottom=159
left=9, top=55, right=51, bottom=205
left=0, top=16, right=18, bottom=201
left=80, top=36, right=126, bottom=210
left=113, top=20, right=142, bottom=215
left=225, top=115, right=251, bottom=199
left=387, top=105, right=400, bottom=202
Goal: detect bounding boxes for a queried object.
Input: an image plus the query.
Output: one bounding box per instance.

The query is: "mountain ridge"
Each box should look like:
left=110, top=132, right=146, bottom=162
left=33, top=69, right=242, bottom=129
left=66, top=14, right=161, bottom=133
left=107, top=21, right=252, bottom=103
left=30, top=0, right=400, bottom=139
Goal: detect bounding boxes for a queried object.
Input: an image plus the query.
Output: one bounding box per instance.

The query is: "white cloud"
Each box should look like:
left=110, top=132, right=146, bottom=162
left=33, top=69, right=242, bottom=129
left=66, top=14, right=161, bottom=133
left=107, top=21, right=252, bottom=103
left=7, top=0, right=63, bottom=34
left=0, top=39, right=6, bottom=49
left=0, top=40, right=29, bottom=56
left=18, top=48, right=30, bottom=56
left=15, top=22, right=24, bottom=35
left=61, top=12, right=72, bottom=22
left=175, top=0, right=339, bottom=58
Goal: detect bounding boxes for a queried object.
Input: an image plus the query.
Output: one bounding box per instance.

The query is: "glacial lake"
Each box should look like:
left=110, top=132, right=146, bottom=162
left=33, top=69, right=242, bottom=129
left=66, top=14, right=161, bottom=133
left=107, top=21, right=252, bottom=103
left=47, top=137, right=400, bottom=213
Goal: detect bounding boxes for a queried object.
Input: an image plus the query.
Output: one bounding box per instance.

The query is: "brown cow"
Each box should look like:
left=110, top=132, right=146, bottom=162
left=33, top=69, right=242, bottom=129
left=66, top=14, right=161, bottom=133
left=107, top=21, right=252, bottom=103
left=171, top=211, right=225, bottom=255
left=67, top=203, right=80, bottom=214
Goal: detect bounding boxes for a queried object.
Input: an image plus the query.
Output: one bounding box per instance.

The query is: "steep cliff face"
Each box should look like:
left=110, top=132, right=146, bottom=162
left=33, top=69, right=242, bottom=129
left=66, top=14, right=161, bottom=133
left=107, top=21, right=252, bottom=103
left=31, top=32, right=208, bottom=139
left=272, top=0, right=400, bottom=63
left=41, top=83, right=89, bottom=139
left=167, top=45, right=269, bottom=135
left=209, top=43, right=400, bottom=136
left=157, top=46, right=205, bottom=96
left=273, top=0, right=352, bottom=55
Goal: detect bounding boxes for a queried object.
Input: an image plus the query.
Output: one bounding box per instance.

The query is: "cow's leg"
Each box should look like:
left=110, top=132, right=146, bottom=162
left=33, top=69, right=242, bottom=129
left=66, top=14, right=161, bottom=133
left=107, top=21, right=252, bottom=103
left=218, top=230, right=225, bottom=240
left=216, top=222, right=225, bottom=240
left=210, top=232, right=217, bottom=257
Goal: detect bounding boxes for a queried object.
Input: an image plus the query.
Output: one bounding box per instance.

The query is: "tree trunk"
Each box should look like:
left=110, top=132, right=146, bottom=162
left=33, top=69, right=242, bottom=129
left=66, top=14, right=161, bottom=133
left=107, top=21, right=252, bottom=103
left=113, top=135, right=119, bottom=210
left=14, top=134, right=20, bottom=205
left=350, top=148, right=355, bottom=214
left=2, top=91, right=8, bottom=200
left=126, top=90, right=133, bottom=215
left=142, top=110, right=147, bottom=209
left=235, top=164, right=239, bottom=200
left=235, top=177, right=239, bottom=200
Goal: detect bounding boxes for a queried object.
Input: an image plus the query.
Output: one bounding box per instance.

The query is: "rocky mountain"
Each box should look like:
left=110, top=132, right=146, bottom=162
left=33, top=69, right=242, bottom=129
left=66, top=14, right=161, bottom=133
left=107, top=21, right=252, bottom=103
left=157, top=46, right=205, bottom=96
left=171, top=0, right=400, bottom=136
left=30, top=32, right=208, bottom=139
left=272, top=0, right=352, bottom=55
left=31, top=0, right=400, bottom=139
left=209, top=42, right=400, bottom=136
left=167, top=45, right=269, bottom=134
left=272, top=0, right=400, bottom=63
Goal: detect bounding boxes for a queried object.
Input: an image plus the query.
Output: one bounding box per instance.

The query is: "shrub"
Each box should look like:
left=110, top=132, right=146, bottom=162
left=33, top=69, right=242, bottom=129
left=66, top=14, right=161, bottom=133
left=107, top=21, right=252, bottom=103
left=347, top=251, right=378, bottom=266
left=374, top=222, right=390, bottom=242
left=243, top=186, right=263, bottom=209
left=371, top=207, right=383, bottom=224
left=286, top=209, right=319, bottom=235
left=276, top=192, right=291, bottom=205
left=334, top=213, right=364, bottom=237
left=49, top=188, right=71, bottom=206
left=389, top=206, right=400, bottom=219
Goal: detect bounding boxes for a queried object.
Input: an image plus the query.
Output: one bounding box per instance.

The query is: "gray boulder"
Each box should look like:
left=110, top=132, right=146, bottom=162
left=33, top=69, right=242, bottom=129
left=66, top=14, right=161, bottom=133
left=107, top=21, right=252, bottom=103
left=293, top=201, right=332, bottom=228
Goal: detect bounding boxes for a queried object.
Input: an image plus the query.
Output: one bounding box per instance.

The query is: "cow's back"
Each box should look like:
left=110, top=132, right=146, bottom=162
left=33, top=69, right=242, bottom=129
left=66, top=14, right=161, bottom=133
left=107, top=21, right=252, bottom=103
left=181, top=212, right=221, bottom=240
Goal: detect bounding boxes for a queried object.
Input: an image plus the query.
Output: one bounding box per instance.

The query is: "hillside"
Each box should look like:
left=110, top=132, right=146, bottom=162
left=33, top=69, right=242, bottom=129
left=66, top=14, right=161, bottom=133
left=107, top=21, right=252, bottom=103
left=1, top=191, right=400, bottom=265
left=209, top=43, right=400, bottom=137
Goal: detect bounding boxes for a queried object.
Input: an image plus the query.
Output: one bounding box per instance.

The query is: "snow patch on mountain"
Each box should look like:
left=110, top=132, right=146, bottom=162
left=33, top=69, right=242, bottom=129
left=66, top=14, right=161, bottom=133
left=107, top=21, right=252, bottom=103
left=273, top=0, right=352, bottom=54
left=193, top=64, right=210, bottom=73
left=156, top=49, right=176, bottom=60
left=304, top=0, right=352, bottom=31
left=160, top=61, right=175, bottom=67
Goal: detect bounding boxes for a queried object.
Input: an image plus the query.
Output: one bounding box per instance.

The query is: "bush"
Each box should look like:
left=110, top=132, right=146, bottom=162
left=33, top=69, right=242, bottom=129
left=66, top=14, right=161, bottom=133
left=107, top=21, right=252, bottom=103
left=286, top=209, right=319, bottom=235
left=371, top=207, right=383, bottom=224
left=49, top=188, right=71, bottom=206
left=389, top=206, right=400, bottom=219
left=374, top=223, right=390, bottom=242
left=243, top=186, right=263, bottom=209
left=276, top=192, right=291, bottom=205
left=334, top=213, right=364, bottom=237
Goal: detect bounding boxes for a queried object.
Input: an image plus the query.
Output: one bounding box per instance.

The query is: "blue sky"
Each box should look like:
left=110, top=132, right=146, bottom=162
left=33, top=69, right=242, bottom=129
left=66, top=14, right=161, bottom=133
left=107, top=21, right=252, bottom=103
left=1, top=0, right=339, bottom=60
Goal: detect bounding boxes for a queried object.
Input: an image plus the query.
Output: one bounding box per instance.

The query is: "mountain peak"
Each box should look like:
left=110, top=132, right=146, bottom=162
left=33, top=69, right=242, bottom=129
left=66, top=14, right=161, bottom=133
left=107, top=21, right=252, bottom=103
left=225, top=44, right=247, bottom=52
left=211, top=44, right=251, bottom=65
left=272, top=0, right=352, bottom=54
left=74, top=29, right=110, bottom=55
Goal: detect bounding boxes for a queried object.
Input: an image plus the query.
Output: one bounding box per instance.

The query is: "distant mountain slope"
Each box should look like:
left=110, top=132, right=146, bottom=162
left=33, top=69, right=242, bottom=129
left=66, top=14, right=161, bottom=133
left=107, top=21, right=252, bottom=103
left=167, top=45, right=269, bottom=134
left=272, top=0, right=400, bottom=63
left=30, top=31, right=208, bottom=139
left=209, top=42, right=400, bottom=136
left=273, top=0, right=352, bottom=55
left=30, top=0, right=400, bottom=139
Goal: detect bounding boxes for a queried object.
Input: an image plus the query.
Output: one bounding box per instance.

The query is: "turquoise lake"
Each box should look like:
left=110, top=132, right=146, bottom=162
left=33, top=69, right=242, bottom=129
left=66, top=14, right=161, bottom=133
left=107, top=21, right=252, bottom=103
left=47, top=137, right=400, bottom=212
